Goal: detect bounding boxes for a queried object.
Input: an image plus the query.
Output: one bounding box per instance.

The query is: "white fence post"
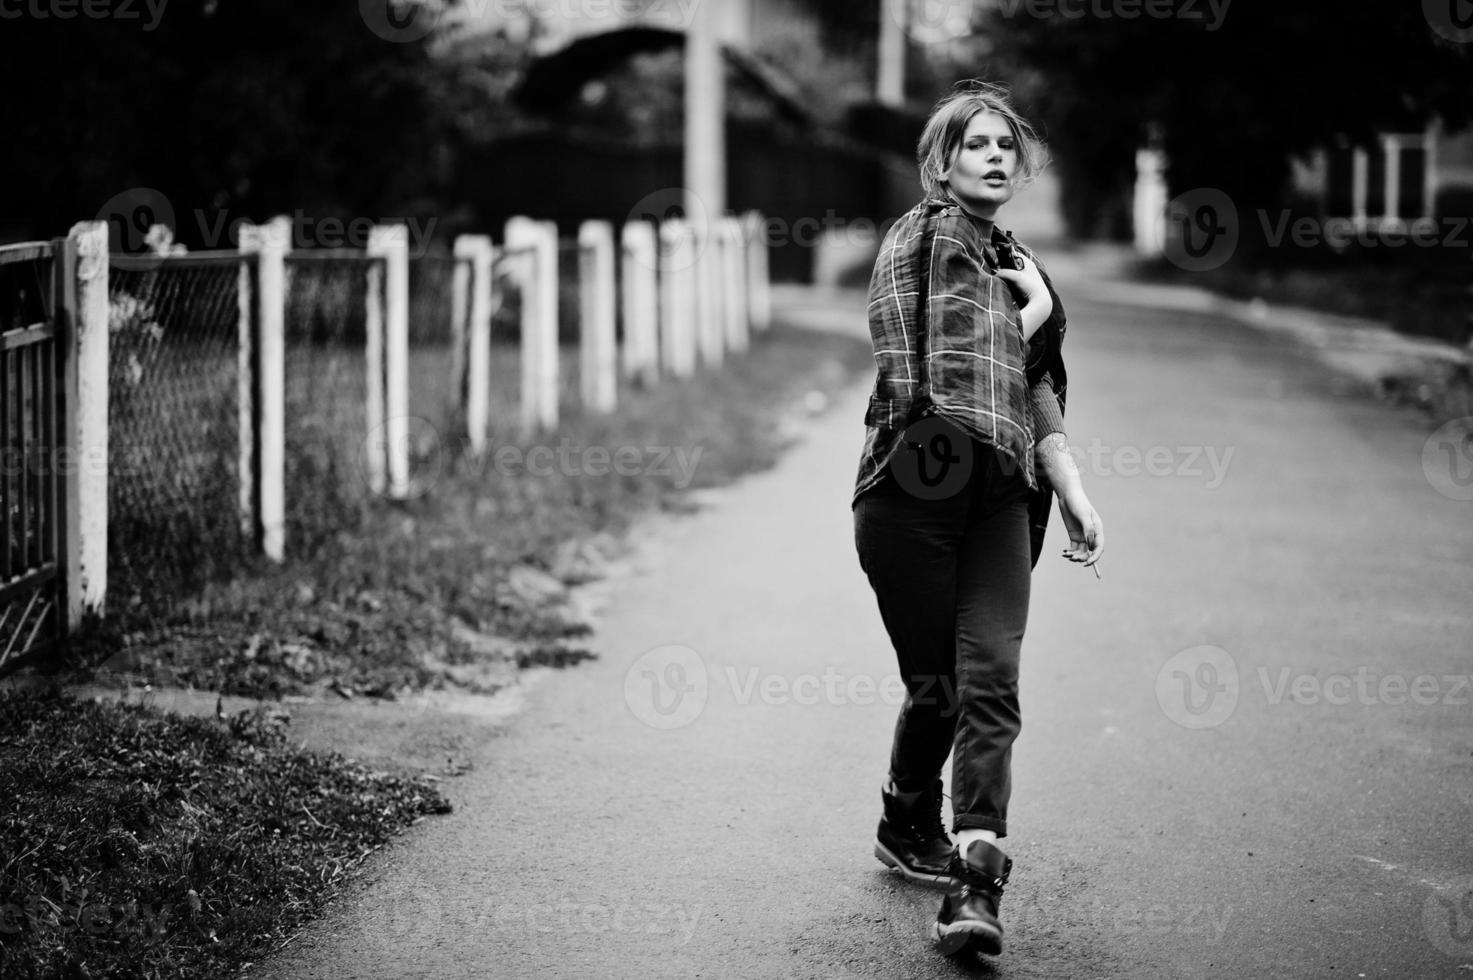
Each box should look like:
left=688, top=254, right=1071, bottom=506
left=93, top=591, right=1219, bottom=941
left=369, top=224, right=410, bottom=499
left=240, top=216, right=288, bottom=561
left=507, top=217, right=558, bottom=437
left=578, top=220, right=617, bottom=413
left=450, top=239, right=470, bottom=421
left=744, top=211, right=772, bottom=331
left=620, top=221, right=659, bottom=388
left=364, top=251, right=386, bottom=496
left=536, top=221, right=560, bottom=430
left=721, top=217, right=749, bottom=354
left=695, top=219, right=724, bottom=369
left=455, top=235, right=495, bottom=457
left=63, top=221, right=109, bottom=623
left=659, top=219, right=696, bottom=378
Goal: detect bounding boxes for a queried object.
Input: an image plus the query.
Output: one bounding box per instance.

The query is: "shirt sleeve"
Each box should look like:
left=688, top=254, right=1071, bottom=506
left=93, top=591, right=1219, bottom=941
left=1028, top=375, right=1065, bottom=445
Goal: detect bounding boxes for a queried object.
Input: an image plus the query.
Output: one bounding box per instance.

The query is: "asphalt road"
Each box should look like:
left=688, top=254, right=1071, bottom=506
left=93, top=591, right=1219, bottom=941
left=257, top=274, right=1473, bottom=980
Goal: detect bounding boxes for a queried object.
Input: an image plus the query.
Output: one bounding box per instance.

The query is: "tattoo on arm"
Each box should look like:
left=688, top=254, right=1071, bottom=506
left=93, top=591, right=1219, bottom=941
left=1035, top=432, right=1081, bottom=488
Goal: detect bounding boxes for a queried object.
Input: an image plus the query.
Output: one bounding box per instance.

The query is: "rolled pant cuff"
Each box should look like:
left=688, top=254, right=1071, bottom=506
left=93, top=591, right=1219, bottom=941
left=952, top=815, right=1007, bottom=838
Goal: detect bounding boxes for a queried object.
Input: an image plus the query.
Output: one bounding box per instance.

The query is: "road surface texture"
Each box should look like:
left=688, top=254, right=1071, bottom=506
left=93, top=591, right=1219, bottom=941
left=257, top=260, right=1473, bottom=980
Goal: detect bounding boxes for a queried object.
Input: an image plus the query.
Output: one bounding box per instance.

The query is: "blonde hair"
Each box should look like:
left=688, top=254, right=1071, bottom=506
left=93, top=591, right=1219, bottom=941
left=917, top=81, right=1049, bottom=202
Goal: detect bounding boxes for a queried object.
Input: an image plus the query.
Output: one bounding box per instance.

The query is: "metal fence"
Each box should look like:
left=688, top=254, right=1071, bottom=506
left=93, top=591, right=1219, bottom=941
left=0, top=242, right=61, bottom=669
left=107, top=253, right=249, bottom=619
left=0, top=214, right=768, bottom=673
left=281, top=253, right=381, bottom=557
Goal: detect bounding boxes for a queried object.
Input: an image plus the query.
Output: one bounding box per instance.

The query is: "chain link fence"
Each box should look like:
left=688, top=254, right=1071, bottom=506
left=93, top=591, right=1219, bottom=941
left=282, top=254, right=380, bottom=557
left=107, top=254, right=248, bottom=620
left=407, top=253, right=467, bottom=489
left=87, top=231, right=628, bottom=618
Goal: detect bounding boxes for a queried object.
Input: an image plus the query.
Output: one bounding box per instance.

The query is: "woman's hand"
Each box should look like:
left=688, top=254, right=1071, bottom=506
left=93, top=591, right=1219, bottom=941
left=996, top=255, right=1052, bottom=343
left=1058, top=489, right=1104, bottom=569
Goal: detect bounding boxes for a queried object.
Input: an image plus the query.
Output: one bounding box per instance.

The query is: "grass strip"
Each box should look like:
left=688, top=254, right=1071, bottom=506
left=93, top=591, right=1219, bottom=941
left=0, top=689, right=450, bottom=980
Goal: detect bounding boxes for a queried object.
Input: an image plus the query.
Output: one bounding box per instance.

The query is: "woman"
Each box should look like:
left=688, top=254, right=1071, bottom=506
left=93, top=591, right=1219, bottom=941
left=853, top=81, right=1104, bottom=958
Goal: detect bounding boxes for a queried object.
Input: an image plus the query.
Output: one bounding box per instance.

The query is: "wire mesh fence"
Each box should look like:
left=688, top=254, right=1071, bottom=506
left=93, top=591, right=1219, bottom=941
left=282, top=254, right=379, bottom=557
left=407, top=254, right=467, bottom=487
left=107, top=254, right=248, bottom=620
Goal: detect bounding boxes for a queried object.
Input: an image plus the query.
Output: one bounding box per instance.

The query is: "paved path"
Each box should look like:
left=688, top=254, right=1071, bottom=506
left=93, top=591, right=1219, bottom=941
left=258, top=272, right=1473, bottom=979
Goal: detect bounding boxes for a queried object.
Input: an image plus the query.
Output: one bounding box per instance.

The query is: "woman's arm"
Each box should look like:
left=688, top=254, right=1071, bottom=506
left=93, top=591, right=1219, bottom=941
left=1035, top=432, right=1104, bottom=569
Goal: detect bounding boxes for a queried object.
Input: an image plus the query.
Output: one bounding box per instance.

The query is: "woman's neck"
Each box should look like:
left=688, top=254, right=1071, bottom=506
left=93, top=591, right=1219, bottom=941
left=952, top=199, right=997, bottom=240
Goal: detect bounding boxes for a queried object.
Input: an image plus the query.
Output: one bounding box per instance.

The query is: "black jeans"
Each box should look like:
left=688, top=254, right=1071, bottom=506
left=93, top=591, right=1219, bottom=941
left=853, top=433, right=1033, bottom=837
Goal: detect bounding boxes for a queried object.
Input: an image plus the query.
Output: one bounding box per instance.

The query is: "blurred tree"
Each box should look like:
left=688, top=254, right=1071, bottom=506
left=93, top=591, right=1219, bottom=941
left=0, top=0, right=465, bottom=244
left=977, top=0, right=1473, bottom=241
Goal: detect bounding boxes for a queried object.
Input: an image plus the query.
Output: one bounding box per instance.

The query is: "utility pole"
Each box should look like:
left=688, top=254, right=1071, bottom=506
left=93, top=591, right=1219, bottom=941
left=878, top=0, right=906, bottom=106
left=684, top=0, right=726, bottom=222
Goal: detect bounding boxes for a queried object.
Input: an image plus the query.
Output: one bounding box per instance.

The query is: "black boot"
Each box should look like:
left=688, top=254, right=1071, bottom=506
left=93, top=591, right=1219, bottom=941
left=932, top=839, right=1011, bottom=957
left=874, top=779, right=957, bottom=889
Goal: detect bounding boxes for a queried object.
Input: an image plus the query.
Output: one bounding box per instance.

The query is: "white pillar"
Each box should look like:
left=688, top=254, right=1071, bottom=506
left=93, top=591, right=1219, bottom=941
left=695, top=221, right=723, bottom=369
left=240, top=216, right=288, bottom=561
left=659, top=219, right=696, bottom=378
left=363, top=253, right=386, bottom=496
left=536, top=221, right=560, bottom=430
left=579, top=221, right=618, bottom=413
left=1133, top=147, right=1168, bottom=257
left=1382, top=135, right=1402, bottom=222
left=1352, top=147, right=1369, bottom=227
left=743, top=211, right=771, bottom=331
left=63, top=221, right=109, bottom=622
left=1424, top=122, right=1439, bottom=218
left=507, top=217, right=558, bottom=436
left=620, top=221, right=659, bottom=388
left=368, top=224, right=410, bottom=500
left=720, top=217, right=749, bottom=354
left=455, top=235, right=495, bottom=456
left=685, top=0, right=725, bottom=221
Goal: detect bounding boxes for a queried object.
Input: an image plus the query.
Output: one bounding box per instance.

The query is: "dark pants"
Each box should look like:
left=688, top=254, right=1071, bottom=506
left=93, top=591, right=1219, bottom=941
left=853, top=438, right=1033, bottom=837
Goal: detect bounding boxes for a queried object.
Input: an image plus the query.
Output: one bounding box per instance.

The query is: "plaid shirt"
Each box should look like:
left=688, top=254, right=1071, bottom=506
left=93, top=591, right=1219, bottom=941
left=853, top=199, right=1069, bottom=565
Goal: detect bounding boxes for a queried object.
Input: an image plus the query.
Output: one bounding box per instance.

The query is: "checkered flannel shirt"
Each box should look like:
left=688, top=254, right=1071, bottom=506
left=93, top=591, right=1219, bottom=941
left=853, top=199, right=1069, bottom=563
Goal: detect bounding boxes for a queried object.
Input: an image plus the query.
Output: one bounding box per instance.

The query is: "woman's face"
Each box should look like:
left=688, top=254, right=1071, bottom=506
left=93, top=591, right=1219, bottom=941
left=943, top=111, right=1020, bottom=218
